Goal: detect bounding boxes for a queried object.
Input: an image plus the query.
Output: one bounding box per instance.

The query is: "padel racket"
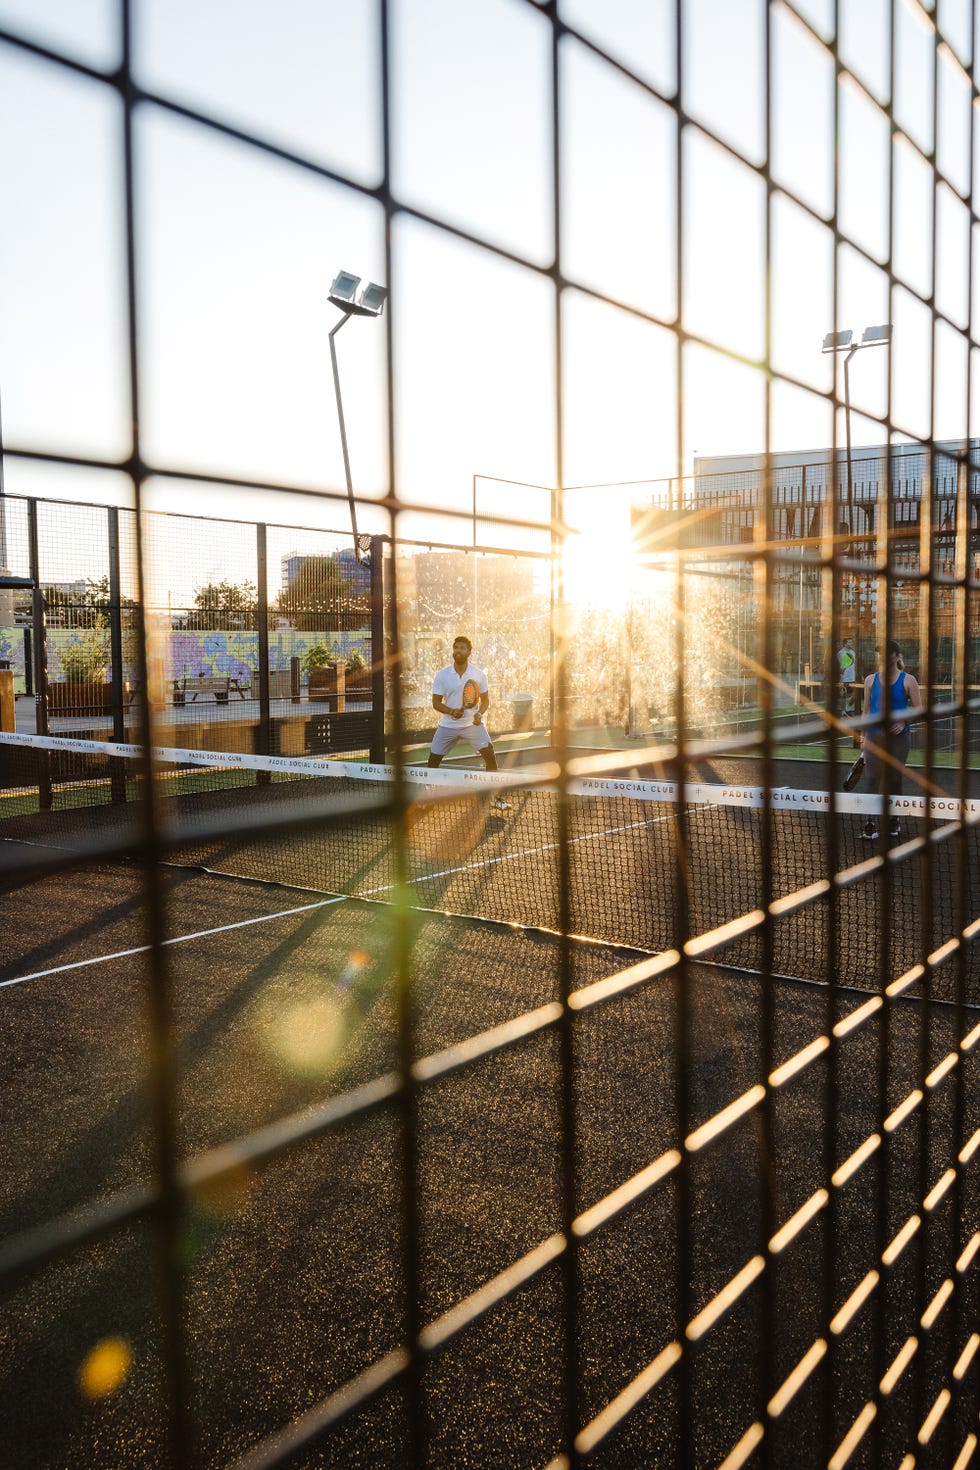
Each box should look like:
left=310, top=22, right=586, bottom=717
left=462, top=677, right=482, bottom=724
left=842, top=755, right=865, bottom=791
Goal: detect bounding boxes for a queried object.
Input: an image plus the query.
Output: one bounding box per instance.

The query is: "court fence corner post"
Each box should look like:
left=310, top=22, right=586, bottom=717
left=369, top=534, right=386, bottom=764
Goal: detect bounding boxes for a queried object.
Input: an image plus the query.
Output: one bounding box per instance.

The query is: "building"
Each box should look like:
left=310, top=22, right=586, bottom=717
left=277, top=547, right=371, bottom=632
left=280, top=547, right=370, bottom=598
left=631, top=440, right=980, bottom=691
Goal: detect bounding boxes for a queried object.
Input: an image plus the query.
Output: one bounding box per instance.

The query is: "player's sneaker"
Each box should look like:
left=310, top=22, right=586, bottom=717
left=888, top=821, right=900, bottom=840
left=491, top=796, right=512, bottom=812
left=861, top=822, right=877, bottom=841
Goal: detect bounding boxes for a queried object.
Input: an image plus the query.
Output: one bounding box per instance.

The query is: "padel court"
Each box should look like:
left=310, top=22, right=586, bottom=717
left=4, top=0, right=980, bottom=1465
left=3, top=837, right=978, bottom=1469
left=3, top=731, right=980, bottom=1466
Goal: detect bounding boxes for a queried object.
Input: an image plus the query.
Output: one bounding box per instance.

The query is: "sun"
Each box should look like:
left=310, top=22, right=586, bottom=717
left=560, top=525, right=639, bottom=610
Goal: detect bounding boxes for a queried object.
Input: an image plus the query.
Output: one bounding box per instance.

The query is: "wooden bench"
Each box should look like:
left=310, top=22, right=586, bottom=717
left=174, top=675, right=234, bottom=704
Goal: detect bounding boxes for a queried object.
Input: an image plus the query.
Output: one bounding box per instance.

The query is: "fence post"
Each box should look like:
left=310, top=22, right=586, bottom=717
left=107, top=508, right=126, bottom=737
left=27, top=499, right=51, bottom=808
left=23, top=627, right=33, bottom=696
left=107, top=507, right=127, bottom=803
left=370, top=536, right=386, bottom=763
left=256, top=522, right=271, bottom=779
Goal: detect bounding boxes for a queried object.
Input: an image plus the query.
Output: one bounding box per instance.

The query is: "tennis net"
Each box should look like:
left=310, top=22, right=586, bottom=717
left=2, top=731, right=978, bottom=995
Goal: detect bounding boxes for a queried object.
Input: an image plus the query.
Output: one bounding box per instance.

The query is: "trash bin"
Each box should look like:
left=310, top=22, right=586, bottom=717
left=512, top=694, right=534, bottom=731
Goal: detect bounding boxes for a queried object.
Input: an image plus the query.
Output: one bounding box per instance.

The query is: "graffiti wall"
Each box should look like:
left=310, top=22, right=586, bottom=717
left=0, top=627, right=370, bottom=695
left=166, top=629, right=368, bottom=686
left=0, top=629, right=29, bottom=692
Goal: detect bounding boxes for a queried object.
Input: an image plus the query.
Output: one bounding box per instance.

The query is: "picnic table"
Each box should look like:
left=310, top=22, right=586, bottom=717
left=172, top=675, right=249, bottom=705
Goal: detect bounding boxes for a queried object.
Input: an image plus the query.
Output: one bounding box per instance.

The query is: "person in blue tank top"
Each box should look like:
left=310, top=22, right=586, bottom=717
left=859, top=639, right=921, bottom=841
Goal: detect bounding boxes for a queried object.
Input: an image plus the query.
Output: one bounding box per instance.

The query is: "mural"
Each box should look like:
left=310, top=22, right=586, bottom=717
left=0, top=627, right=369, bottom=696
left=0, top=629, right=29, bottom=692
left=169, top=631, right=256, bottom=686
left=166, top=630, right=368, bottom=685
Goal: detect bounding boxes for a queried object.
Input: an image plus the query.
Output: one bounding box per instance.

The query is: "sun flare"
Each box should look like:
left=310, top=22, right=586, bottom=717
left=561, top=527, right=639, bottom=610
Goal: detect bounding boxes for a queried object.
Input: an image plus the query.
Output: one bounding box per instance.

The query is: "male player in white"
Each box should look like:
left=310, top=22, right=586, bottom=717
left=428, top=636, right=510, bottom=808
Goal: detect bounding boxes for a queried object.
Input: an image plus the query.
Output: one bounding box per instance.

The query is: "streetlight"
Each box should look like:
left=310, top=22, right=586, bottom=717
left=822, top=323, right=892, bottom=672
left=327, top=270, right=387, bottom=561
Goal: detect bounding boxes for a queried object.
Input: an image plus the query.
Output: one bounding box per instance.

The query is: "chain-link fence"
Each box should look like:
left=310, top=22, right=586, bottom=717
left=4, top=3, right=980, bottom=1469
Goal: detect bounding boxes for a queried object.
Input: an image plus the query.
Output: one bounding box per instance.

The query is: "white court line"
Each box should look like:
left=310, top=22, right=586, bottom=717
left=2, top=803, right=674, bottom=986
left=0, top=894, right=348, bottom=990
left=0, top=794, right=713, bottom=985
left=360, top=809, right=675, bottom=898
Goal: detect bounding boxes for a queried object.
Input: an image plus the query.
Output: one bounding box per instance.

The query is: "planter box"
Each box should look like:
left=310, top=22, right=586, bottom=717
left=250, top=668, right=299, bottom=700
left=267, top=669, right=294, bottom=700
left=48, top=681, right=114, bottom=715
left=308, top=664, right=372, bottom=706
left=308, top=664, right=344, bottom=703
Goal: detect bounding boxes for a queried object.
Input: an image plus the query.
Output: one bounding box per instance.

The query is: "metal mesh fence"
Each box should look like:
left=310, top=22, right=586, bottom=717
left=2, top=3, right=980, bottom=1468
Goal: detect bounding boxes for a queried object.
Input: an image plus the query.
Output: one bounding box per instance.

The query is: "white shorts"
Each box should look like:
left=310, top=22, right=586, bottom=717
left=430, top=721, right=492, bottom=756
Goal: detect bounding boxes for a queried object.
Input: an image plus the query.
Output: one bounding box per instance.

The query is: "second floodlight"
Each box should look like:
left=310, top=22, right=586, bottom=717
left=328, top=270, right=387, bottom=318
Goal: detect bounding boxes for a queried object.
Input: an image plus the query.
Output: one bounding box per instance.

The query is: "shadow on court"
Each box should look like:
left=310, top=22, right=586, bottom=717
left=2, top=855, right=979, bottom=1468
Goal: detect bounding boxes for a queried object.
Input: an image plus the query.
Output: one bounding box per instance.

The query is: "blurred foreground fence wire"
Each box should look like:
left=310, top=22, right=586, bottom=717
left=2, top=1, right=980, bottom=1466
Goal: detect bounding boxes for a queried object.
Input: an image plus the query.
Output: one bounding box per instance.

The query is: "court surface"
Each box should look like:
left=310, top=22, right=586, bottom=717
left=3, top=849, right=978, bottom=1468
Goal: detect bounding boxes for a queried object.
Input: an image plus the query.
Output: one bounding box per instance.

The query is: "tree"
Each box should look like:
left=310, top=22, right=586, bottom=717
left=190, top=579, right=258, bottom=631
left=78, top=576, right=111, bottom=613
left=272, top=554, right=369, bottom=632
left=59, top=622, right=110, bottom=683
left=42, top=575, right=108, bottom=626
left=302, top=643, right=336, bottom=674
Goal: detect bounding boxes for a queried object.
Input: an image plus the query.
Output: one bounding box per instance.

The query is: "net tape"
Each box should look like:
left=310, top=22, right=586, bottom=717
left=5, top=730, right=980, bottom=996
left=2, top=731, right=976, bottom=822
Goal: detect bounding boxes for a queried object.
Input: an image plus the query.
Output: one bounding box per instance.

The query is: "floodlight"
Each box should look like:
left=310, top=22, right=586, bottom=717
left=861, top=323, right=891, bottom=344
left=822, top=330, right=853, bottom=352
left=328, top=271, right=362, bottom=308
left=328, top=270, right=386, bottom=318
left=326, top=269, right=388, bottom=561
left=358, top=282, right=387, bottom=316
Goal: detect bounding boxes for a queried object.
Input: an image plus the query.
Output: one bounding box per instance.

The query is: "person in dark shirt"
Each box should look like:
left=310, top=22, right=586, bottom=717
left=859, top=640, right=921, bottom=841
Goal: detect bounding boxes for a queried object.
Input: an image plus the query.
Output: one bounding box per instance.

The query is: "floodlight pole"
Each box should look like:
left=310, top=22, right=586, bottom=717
left=326, top=271, right=386, bottom=563
left=839, top=343, right=862, bottom=664
left=823, top=326, right=891, bottom=674
left=328, top=311, right=360, bottom=554
left=842, top=343, right=856, bottom=557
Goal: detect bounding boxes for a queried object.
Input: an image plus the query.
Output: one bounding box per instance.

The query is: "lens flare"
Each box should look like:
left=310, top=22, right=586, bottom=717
left=337, top=950, right=370, bottom=991
left=78, top=1337, right=132, bottom=1399
left=265, top=994, right=347, bottom=1078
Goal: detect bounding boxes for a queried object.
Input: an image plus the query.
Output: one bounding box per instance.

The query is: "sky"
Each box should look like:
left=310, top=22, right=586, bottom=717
left=0, top=0, right=978, bottom=591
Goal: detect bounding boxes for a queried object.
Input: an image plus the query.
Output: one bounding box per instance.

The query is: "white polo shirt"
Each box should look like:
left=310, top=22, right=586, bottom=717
left=432, top=661, right=488, bottom=728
